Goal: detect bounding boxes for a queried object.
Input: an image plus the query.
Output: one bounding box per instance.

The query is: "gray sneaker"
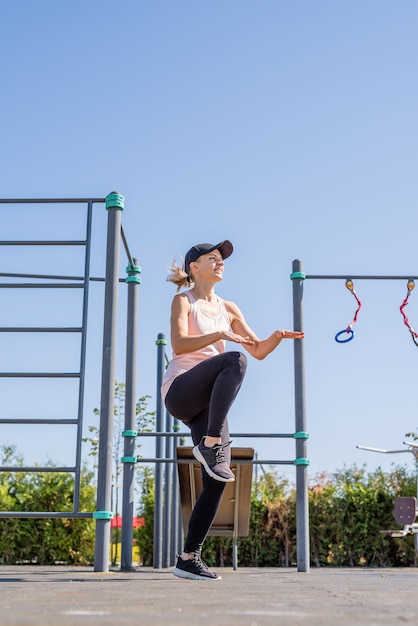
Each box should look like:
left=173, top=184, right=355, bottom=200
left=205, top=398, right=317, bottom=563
left=172, top=553, right=221, bottom=580
left=193, top=438, right=235, bottom=482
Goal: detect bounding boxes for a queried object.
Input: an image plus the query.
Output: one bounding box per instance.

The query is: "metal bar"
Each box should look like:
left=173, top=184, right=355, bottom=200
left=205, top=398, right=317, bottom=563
left=171, top=423, right=182, bottom=564
left=0, top=273, right=85, bottom=280
left=136, top=458, right=296, bottom=465
left=306, top=274, right=418, bottom=280
left=0, top=241, right=87, bottom=246
left=0, top=419, right=78, bottom=424
left=153, top=333, right=166, bottom=569
left=0, top=512, right=94, bottom=518
left=0, top=373, right=80, bottom=378
left=0, top=198, right=105, bottom=204
left=121, top=257, right=140, bottom=572
left=232, top=465, right=241, bottom=570
left=162, top=408, right=173, bottom=567
left=73, top=200, right=93, bottom=514
left=0, top=328, right=82, bottom=332
left=0, top=273, right=124, bottom=283
left=120, top=225, right=134, bottom=267
left=292, top=259, right=310, bottom=573
left=0, top=466, right=76, bottom=472
left=94, top=199, right=122, bottom=573
left=137, top=432, right=295, bottom=438
left=0, top=284, right=85, bottom=288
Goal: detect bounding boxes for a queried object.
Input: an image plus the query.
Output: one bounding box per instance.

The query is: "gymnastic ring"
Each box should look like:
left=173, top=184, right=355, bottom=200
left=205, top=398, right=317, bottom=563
left=335, top=329, right=354, bottom=343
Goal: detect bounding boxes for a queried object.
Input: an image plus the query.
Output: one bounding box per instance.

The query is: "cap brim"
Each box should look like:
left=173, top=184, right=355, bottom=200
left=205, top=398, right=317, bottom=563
left=214, top=240, right=233, bottom=260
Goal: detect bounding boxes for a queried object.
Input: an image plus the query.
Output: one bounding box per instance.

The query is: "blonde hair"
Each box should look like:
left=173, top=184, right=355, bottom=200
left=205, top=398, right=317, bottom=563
left=166, top=258, right=194, bottom=292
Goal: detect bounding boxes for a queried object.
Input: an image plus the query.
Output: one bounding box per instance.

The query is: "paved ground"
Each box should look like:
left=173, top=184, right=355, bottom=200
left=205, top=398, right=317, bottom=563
left=1, top=566, right=417, bottom=626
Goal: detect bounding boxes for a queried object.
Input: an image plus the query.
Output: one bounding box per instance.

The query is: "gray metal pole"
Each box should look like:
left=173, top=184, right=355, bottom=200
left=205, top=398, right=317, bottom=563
left=74, top=200, right=93, bottom=514
left=292, top=259, right=310, bottom=573
left=153, top=333, right=166, bottom=568
left=171, top=420, right=182, bottom=564
left=415, top=457, right=418, bottom=566
left=94, top=192, right=124, bottom=573
left=162, top=408, right=173, bottom=567
left=121, top=258, right=141, bottom=571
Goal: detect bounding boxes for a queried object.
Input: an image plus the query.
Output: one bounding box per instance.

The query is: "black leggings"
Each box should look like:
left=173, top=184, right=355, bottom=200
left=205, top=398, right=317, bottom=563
left=165, top=351, right=247, bottom=553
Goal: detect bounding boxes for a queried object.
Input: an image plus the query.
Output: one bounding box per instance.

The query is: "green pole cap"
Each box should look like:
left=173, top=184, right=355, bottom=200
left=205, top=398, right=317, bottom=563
left=121, top=455, right=137, bottom=463
left=93, top=511, right=114, bottom=520
left=105, top=192, right=125, bottom=211
left=156, top=338, right=167, bottom=345
left=290, top=271, right=306, bottom=280
left=294, top=458, right=310, bottom=466
left=293, top=431, right=309, bottom=439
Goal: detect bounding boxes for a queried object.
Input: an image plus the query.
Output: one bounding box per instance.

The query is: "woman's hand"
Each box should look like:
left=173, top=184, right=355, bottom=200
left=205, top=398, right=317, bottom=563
left=221, top=331, right=255, bottom=345
left=276, top=329, right=305, bottom=340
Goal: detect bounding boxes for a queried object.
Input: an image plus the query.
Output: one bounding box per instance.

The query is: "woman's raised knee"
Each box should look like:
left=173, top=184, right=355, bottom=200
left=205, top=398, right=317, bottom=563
left=224, top=350, right=247, bottom=377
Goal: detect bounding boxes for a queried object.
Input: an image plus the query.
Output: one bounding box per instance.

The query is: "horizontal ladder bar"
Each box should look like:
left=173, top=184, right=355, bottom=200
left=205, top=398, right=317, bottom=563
left=0, top=327, right=82, bottom=332
left=0, top=240, right=87, bottom=246
left=0, top=283, right=85, bottom=288
left=0, top=198, right=105, bottom=204
left=0, top=512, right=94, bottom=518
left=0, top=273, right=126, bottom=283
left=0, top=373, right=80, bottom=378
left=0, top=466, right=76, bottom=472
left=0, top=419, right=78, bottom=424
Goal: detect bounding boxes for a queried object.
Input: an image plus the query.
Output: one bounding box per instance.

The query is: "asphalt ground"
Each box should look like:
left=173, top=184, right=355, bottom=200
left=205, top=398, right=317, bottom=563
left=1, top=566, right=417, bottom=626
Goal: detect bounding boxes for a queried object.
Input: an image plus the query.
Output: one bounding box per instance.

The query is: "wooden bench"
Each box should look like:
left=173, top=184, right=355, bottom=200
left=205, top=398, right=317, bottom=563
left=176, top=446, right=254, bottom=569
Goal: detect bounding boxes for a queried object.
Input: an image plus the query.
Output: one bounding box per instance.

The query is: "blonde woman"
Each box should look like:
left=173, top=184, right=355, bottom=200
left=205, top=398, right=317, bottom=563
left=162, top=240, right=304, bottom=580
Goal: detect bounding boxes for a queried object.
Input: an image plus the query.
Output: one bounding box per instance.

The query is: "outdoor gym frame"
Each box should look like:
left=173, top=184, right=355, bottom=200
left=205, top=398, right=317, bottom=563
left=122, top=261, right=311, bottom=574
left=290, top=259, right=418, bottom=570
left=0, top=194, right=141, bottom=574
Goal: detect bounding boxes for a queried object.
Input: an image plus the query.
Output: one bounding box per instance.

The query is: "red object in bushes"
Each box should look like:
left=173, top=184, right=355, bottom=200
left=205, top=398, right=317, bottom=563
left=111, top=516, right=144, bottom=529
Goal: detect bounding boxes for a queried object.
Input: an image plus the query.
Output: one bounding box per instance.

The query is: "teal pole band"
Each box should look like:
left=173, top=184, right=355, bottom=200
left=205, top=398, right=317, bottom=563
left=294, top=458, right=310, bottom=466
left=93, top=511, right=113, bottom=520
left=121, top=456, right=137, bottom=463
left=122, top=430, right=137, bottom=437
left=126, top=276, right=141, bottom=283
left=290, top=271, right=306, bottom=280
left=126, top=263, right=142, bottom=284
left=126, top=264, right=141, bottom=273
left=105, top=192, right=125, bottom=211
left=293, top=431, right=309, bottom=439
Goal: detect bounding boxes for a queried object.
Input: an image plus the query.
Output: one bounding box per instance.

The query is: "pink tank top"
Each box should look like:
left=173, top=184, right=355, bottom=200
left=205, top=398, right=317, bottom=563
left=161, top=291, right=231, bottom=402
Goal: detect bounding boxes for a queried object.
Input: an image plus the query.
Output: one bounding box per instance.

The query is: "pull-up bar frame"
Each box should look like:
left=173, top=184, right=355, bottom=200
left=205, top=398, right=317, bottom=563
left=304, top=274, right=418, bottom=280
left=290, top=260, right=418, bottom=572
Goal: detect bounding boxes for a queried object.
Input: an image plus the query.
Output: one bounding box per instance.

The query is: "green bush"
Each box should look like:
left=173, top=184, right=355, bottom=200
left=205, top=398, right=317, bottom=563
left=181, top=464, right=417, bottom=568
left=0, top=446, right=96, bottom=565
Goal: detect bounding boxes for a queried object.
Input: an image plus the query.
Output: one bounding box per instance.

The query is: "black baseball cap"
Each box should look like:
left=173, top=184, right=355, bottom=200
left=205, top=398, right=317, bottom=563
left=184, top=240, right=233, bottom=275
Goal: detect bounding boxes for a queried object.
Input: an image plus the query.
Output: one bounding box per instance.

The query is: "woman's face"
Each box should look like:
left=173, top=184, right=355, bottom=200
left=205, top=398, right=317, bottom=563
left=191, top=250, right=224, bottom=282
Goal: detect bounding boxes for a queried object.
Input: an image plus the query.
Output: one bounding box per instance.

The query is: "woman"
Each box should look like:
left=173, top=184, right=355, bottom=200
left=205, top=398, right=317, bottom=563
left=162, top=240, right=304, bottom=580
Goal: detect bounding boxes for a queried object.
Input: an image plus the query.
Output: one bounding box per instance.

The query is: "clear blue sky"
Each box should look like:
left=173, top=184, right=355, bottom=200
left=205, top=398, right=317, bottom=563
left=1, top=1, right=418, bottom=482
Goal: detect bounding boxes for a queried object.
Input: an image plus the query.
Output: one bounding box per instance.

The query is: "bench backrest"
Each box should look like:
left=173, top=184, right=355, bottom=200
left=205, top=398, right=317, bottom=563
left=394, top=496, right=417, bottom=526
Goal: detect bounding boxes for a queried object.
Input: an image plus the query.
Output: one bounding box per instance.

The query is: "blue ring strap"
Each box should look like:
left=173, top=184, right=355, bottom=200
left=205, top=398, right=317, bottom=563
left=335, top=328, right=354, bottom=343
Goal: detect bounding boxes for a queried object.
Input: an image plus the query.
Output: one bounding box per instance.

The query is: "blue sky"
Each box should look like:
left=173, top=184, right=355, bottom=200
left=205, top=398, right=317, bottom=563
left=1, top=1, right=418, bottom=483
